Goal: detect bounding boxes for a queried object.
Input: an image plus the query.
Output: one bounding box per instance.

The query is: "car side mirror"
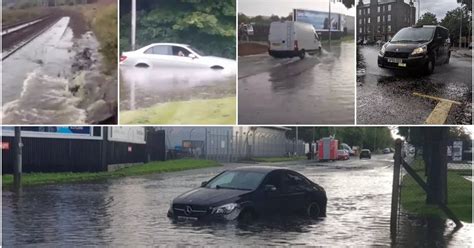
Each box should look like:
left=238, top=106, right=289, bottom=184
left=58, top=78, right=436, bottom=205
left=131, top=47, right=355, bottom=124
left=188, top=53, right=197, bottom=59
left=264, top=184, right=277, bottom=192
left=201, top=181, right=207, bottom=187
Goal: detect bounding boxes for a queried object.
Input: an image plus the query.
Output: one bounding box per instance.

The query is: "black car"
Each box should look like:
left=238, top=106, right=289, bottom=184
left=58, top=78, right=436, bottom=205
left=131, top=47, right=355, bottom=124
left=359, top=149, right=371, bottom=159
left=378, top=25, right=451, bottom=74
left=167, top=166, right=327, bottom=222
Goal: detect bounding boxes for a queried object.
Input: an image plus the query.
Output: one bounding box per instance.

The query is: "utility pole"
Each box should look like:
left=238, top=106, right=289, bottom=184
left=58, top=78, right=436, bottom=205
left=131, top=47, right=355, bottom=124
left=131, top=0, right=137, bottom=51
left=459, top=9, right=463, bottom=48
left=295, top=127, right=299, bottom=156
left=328, top=0, right=332, bottom=47
left=390, top=139, right=403, bottom=240
left=13, top=127, right=23, bottom=188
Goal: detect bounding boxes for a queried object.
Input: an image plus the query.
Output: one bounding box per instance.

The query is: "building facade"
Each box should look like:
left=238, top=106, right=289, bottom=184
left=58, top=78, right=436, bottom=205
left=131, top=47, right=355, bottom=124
left=357, top=0, right=416, bottom=42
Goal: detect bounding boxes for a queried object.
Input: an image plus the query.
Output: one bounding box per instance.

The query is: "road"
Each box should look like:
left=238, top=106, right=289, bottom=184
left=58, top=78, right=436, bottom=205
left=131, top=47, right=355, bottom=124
left=238, top=41, right=355, bottom=124
left=357, top=46, right=472, bottom=124
left=3, top=154, right=471, bottom=246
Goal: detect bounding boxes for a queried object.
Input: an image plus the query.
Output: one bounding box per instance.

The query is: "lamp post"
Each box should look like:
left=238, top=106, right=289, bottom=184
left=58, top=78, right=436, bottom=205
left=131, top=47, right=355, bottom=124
left=131, top=0, right=137, bottom=50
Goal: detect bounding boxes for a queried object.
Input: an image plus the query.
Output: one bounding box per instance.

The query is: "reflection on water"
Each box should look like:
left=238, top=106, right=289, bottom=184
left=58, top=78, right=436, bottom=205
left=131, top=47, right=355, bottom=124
left=120, top=66, right=236, bottom=111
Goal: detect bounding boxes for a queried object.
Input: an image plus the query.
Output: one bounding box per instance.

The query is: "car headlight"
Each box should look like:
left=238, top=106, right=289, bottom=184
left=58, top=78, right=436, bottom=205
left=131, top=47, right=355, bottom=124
left=411, top=45, right=427, bottom=56
left=379, top=43, right=388, bottom=56
left=213, top=203, right=239, bottom=214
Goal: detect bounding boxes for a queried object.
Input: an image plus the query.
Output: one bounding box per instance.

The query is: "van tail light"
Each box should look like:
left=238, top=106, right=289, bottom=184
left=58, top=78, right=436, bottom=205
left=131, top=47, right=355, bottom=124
left=120, top=55, right=128, bottom=62
left=294, top=40, right=299, bottom=50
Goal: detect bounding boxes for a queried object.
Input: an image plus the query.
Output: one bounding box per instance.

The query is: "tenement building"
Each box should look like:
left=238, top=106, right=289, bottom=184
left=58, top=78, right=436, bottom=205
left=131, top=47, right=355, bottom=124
left=357, top=0, right=416, bottom=42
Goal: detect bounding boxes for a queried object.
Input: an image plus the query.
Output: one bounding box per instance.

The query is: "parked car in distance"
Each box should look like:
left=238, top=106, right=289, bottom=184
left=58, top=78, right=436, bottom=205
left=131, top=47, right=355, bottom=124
left=337, top=149, right=350, bottom=160
left=268, top=21, right=322, bottom=59
left=378, top=25, right=451, bottom=75
left=359, top=149, right=372, bottom=159
left=167, top=166, right=327, bottom=222
left=120, top=43, right=236, bottom=73
left=383, top=148, right=391, bottom=154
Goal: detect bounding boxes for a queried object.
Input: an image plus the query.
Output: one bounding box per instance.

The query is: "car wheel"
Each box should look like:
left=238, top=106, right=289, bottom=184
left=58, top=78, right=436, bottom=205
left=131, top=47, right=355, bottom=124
left=445, top=52, right=450, bottom=64
left=306, top=202, right=321, bottom=219
left=299, top=50, right=305, bottom=59
left=238, top=209, right=256, bottom=222
left=210, top=65, right=224, bottom=70
left=424, top=57, right=434, bottom=75
left=135, top=63, right=149, bottom=68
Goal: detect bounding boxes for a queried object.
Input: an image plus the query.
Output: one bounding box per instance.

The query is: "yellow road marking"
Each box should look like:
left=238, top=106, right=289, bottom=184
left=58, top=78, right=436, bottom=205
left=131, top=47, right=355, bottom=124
left=412, top=92, right=461, bottom=124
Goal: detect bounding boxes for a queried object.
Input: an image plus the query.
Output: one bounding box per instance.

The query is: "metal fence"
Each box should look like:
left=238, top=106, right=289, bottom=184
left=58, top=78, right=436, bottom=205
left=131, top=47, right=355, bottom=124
left=206, top=130, right=305, bottom=162
left=391, top=140, right=472, bottom=238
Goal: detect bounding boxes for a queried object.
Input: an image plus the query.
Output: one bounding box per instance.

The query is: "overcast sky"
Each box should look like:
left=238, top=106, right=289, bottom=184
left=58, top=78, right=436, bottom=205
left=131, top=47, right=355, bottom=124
left=238, top=0, right=356, bottom=17
left=362, top=0, right=464, bottom=21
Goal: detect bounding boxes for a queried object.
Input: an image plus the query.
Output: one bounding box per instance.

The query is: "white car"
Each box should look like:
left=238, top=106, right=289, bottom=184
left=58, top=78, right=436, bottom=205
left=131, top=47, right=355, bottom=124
left=120, top=43, right=235, bottom=73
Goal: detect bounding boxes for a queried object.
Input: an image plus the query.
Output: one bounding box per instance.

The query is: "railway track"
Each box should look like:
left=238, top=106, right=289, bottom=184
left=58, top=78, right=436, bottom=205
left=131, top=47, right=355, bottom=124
left=2, top=15, right=60, bottom=60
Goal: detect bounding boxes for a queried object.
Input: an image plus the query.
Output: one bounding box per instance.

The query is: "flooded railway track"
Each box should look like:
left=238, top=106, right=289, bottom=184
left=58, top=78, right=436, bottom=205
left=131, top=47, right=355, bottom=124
left=2, top=15, right=61, bottom=60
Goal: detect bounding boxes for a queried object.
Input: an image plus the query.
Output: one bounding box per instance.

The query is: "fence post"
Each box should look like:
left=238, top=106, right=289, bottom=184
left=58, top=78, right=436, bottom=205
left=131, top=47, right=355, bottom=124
left=13, top=127, right=23, bottom=188
left=390, top=138, right=403, bottom=240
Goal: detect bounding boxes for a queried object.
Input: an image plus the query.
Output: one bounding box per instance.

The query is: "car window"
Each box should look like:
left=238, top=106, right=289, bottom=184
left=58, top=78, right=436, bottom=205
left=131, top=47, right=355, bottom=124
left=145, top=45, right=171, bottom=55
left=391, top=27, right=435, bottom=43
left=206, top=171, right=266, bottom=191
left=281, top=171, right=311, bottom=193
left=172, top=46, right=191, bottom=57
left=263, top=171, right=282, bottom=189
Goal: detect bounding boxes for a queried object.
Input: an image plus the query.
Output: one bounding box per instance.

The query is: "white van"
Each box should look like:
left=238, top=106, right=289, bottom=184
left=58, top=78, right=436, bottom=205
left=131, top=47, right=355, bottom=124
left=268, top=21, right=322, bottom=59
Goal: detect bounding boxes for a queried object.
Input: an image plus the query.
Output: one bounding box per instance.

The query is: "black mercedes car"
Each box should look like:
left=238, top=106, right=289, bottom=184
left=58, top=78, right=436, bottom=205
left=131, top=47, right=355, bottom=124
left=167, top=166, right=327, bottom=222
left=378, top=25, right=451, bottom=74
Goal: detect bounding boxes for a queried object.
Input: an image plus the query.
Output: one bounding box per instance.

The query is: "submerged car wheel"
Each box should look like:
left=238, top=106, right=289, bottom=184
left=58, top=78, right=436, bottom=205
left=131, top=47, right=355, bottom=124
left=306, top=202, right=321, bottom=219
left=299, top=50, right=306, bottom=59
left=211, top=65, right=224, bottom=70
left=425, top=58, right=434, bottom=75
left=238, top=209, right=256, bottom=222
left=135, top=63, right=150, bottom=68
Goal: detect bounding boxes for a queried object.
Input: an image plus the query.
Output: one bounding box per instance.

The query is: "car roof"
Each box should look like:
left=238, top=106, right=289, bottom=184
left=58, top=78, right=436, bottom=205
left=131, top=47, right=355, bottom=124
left=230, top=166, right=287, bottom=174
left=361, top=149, right=370, bottom=151
left=148, top=43, right=190, bottom=47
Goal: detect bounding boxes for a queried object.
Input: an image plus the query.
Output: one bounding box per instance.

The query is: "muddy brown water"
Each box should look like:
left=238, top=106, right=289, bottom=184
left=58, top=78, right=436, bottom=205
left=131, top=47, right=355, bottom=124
left=3, top=155, right=471, bottom=246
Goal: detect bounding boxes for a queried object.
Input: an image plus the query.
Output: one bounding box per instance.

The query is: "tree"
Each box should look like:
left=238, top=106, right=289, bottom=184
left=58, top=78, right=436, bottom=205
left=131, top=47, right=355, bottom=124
left=457, top=0, right=472, bottom=11
left=440, top=7, right=471, bottom=46
left=342, top=0, right=355, bottom=9
left=416, top=12, right=438, bottom=25
left=120, top=0, right=236, bottom=59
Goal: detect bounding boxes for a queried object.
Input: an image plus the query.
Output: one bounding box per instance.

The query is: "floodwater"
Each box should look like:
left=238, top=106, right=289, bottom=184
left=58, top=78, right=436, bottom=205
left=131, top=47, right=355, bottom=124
left=3, top=154, right=471, bottom=246
left=238, top=41, right=355, bottom=124
left=357, top=45, right=472, bottom=124
left=119, top=66, right=236, bottom=111
left=2, top=17, right=116, bottom=124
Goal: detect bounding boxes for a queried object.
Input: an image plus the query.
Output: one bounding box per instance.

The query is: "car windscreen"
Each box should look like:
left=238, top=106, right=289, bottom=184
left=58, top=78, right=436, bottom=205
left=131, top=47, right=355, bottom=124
left=206, top=171, right=266, bottom=191
left=187, top=45, right=205, bottom=56
left=391, top=27, right=435, bottom=43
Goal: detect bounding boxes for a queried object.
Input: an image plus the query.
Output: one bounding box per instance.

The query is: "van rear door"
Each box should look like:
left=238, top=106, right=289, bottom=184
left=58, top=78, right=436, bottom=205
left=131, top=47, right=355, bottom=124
left=269, top=22, right=293, bottom=51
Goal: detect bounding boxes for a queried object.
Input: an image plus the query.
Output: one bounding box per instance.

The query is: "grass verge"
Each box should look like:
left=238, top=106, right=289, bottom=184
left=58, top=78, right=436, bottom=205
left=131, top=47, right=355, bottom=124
left=252, top=156, right=307, bottom=163
left=2, top=159, right=221, bottom=187
left=2, top=8, right=47, bottom=26
left=400, top=159, right=472, bottom=223
left=120, top=97, right=236, bottom=124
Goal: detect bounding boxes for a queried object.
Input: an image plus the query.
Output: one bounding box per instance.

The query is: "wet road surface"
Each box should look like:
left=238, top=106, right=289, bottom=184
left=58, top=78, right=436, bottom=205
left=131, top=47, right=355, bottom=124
left=357, top=45, right=472, bottom=124
left=2, top=16, right=117, bottom=124
left=3, top=154, right=471, bottom=246
left=238, top=41, right=355, bottom=124
left=119, top=67, right=236, bottom=111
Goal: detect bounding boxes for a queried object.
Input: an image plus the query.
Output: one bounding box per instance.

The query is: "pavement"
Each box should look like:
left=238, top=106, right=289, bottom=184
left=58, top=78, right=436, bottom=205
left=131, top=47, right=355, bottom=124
left=357, top=45, right=472, bottom=125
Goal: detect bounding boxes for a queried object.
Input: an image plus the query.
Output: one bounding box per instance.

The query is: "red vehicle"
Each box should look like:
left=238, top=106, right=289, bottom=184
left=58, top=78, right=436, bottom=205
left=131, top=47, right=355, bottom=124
left=318, top=137, right=338, bottom=161
left=337, top=150, right=350, bottom=160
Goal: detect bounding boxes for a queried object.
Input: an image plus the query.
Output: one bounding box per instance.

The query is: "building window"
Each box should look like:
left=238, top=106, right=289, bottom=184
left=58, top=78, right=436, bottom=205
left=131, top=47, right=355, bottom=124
left=388, top=15, right=391, bottom=21
left=359, top=9, right=361, bottom=15
left=368, top=8, right=370, bottom=14
left=367, top=18, right=370, bottom=24
left=360, top=27, right=362, bottom=33
left=378, top=6, right=380, bottom=12
left=359, top=19, right=362, bottom=24
left=388, top=25, right=391, bottom=32
left=377, top=16, right=380, bottom=22
left=382, top=15, right=385, bottom=22
left=388, top=4, right=391, bottom=11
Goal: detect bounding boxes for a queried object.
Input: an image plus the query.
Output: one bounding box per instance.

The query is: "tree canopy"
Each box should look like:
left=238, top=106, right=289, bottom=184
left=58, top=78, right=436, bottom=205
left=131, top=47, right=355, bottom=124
left=416, top=12, right=438, bottom=25
left=120, top=0, right=236, bottom=59
left=440, top=7, right=471, bottom=43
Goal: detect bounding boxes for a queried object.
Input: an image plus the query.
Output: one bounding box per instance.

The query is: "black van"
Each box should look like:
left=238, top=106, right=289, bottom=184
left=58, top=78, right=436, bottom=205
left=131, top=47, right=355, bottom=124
left=378, top=25, right=451, bottom=74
